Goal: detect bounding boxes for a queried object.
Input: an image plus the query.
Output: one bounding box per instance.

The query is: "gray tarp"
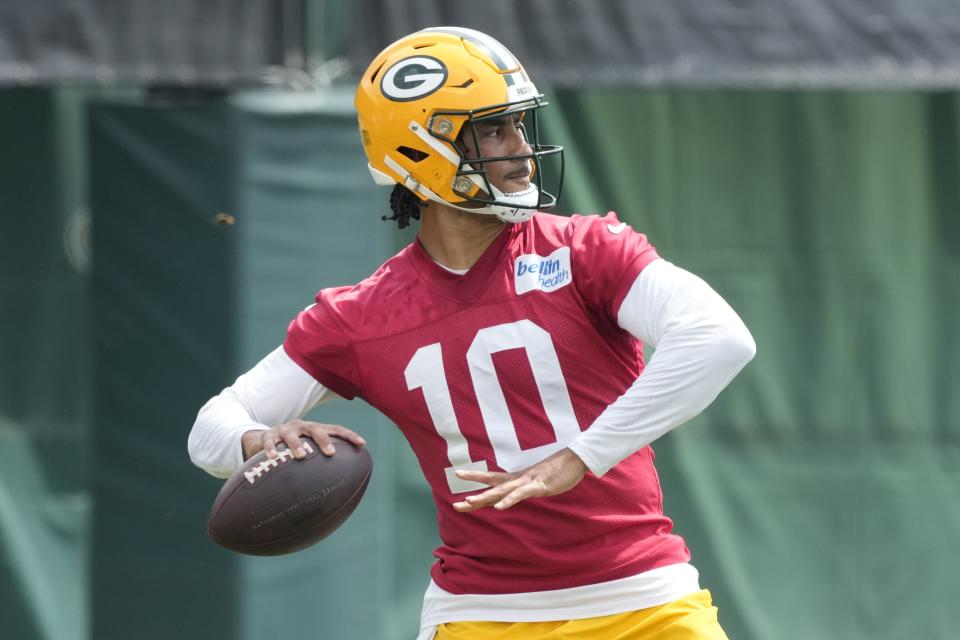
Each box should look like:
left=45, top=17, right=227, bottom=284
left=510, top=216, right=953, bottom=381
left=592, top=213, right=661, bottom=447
left=5, top=1, right=960, bottom=88
left=0, top=0, right=276, bottom=86
left=351, top=0, right=960, bottom=88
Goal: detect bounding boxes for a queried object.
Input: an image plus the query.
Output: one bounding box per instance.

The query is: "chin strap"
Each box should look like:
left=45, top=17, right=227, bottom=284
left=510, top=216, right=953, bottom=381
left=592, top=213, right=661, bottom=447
left=376, top=156, right=537, bottom=223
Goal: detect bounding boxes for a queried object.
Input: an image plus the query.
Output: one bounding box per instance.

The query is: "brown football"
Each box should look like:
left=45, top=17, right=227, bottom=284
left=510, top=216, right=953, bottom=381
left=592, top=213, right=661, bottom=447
left=207, top=436, right=372, bottom=556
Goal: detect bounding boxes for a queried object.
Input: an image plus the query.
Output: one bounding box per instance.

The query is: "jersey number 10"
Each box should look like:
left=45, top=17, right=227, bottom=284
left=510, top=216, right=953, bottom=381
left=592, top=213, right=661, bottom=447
left=405, top=319, right=581, bottom=493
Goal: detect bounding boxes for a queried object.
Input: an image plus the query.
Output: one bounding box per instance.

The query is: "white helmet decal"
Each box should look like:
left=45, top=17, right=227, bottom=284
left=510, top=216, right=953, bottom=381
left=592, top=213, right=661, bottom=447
left=381, top=56, right=448, bottom=102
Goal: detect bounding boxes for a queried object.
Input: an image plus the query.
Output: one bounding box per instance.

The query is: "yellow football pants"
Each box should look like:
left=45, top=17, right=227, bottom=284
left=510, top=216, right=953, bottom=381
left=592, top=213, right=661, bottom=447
left=434, top=590, right=728, bottom=640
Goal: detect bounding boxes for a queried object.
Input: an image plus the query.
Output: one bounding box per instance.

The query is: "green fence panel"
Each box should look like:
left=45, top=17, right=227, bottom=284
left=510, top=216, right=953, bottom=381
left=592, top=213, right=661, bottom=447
left=0, top=88, right=91, bottom=640
left=88, top=89, right=435, bottom=640
left=13, top=84, right=959, bottom=640
left=228, top=91, right=431, bottom=640
left=544, top=88, right=960, bottom=640
left=89, top=97, right=243, bottom=640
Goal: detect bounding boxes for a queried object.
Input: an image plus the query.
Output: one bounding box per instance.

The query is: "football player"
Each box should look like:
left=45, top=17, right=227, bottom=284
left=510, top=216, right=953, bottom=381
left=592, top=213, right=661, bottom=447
left=189, top=26, right=755, bottom=640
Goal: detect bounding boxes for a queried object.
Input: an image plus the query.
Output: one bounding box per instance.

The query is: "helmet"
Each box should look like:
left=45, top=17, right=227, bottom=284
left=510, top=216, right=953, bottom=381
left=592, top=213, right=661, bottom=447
left=355, top=26, right=564, bottom=223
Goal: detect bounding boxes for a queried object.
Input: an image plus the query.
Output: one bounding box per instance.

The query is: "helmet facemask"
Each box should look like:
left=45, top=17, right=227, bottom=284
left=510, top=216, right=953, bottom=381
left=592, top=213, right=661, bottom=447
left=429, top=97, right=565, bottom=223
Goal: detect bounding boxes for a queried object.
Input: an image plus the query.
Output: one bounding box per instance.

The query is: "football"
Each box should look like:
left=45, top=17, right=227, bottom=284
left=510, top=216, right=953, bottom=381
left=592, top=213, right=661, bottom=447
left=207, top=435, right=372, bottom=556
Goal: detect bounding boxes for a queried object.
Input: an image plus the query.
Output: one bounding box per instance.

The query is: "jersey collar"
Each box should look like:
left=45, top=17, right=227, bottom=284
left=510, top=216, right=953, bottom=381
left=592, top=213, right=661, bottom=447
left=409, top=224, right=518, bottom=304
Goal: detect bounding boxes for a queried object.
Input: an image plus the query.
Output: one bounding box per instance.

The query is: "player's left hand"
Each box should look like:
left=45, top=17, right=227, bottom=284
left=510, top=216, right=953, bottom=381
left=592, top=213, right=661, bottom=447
left=452, top=448, right=588, bottom=512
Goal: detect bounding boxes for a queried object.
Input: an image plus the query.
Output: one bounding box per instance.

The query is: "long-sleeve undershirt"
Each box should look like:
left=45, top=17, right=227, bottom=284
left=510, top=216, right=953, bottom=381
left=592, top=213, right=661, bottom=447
left=188, top=258, right=755, bottom=479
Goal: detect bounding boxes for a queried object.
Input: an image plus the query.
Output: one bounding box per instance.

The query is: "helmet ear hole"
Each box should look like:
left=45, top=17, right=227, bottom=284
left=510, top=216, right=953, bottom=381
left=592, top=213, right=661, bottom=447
left=397, top=146, right=429, bottom=162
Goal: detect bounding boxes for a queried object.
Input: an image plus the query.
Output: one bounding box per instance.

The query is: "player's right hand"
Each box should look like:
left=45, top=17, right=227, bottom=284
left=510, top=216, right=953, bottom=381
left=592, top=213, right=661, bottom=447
left=241, top=419, right=366, bottom=461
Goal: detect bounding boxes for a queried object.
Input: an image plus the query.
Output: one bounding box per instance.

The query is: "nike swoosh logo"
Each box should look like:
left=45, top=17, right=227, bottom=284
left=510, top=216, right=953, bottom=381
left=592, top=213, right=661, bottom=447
left=607, top=222, right=627, bottom=234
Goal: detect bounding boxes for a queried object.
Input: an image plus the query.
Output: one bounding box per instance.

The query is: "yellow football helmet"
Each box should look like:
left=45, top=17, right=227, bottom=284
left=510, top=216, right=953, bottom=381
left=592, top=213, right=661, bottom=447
left=354, top=26, right=564, bottom=223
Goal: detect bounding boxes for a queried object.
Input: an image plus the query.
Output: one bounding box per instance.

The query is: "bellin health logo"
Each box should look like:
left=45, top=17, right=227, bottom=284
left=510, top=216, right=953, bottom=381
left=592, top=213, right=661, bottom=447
left=514, top=247, right=572, bottom=295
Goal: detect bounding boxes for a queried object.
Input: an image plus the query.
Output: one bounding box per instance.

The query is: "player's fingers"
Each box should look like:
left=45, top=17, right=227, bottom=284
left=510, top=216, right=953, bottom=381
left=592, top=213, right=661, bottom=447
left=279, top=429, right=308, bottom=459
left=470, top=476, right=528, bottom=505
left=452, top=487, right=499, bottom=512
left=455, top=469, right=513, bottom=486
left=454, top=489, right=510, bottom=512
left=493, top=480, right=546, bottom=510
left=453, top=496, right=487, bottom=512
left=454, top=477, right=525, bottom=511
left=306, top=427, right=337, bottom=456
left=262, top=431, right=281, bottom=459
left=324, top=424, right=367, bottom=448
left=302, top=424, right=329, bottom=450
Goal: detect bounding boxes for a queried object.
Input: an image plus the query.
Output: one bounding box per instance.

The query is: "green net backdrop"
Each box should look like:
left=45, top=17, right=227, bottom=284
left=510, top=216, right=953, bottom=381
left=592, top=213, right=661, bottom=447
left=0, top=86, right=956, bottom=640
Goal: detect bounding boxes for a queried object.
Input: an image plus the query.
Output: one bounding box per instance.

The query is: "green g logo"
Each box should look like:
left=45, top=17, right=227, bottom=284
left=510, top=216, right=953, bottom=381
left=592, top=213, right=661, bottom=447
left=381, top=56, right=448, bottom=102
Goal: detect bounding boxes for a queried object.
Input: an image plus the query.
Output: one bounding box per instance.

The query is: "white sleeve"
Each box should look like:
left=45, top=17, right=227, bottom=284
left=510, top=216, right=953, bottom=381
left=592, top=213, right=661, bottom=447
left=566, top=259, right=756, bottom=476
left=187, top=346, right=337, bottom=478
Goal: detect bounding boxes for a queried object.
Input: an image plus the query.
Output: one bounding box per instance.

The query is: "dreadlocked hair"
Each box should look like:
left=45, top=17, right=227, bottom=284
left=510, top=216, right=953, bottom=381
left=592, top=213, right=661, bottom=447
left=382, top=184, right=425, bottom=229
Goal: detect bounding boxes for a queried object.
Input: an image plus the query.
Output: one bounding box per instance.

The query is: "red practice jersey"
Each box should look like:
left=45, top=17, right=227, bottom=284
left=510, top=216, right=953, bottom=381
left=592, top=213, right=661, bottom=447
left=284, top=212, right=690, bottom=595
